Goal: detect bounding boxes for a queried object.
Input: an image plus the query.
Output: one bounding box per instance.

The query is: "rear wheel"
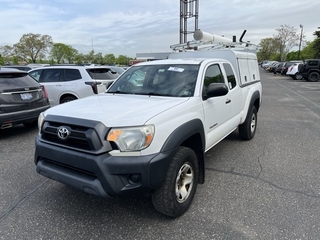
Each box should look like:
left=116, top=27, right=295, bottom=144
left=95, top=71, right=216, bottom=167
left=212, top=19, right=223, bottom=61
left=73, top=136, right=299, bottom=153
left=61, top=95, right=77, bottom=104
left=293, top=73, right=303, bottom=80
left=239, top=106, right=257, bottom=140
left=307, top=72, right=319, bottom=82
left=151, top=146, right=198, bottom=218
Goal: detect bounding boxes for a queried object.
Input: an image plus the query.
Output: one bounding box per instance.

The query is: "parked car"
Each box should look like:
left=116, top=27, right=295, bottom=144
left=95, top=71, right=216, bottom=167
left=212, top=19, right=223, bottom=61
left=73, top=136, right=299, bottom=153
left=2, top=65, right=33, bottom=71
left=286, top=63, right=303, bottom=80
left=273, top=62, right=284, bottom=74
left=28, top=65, right=119, bottom=106
left=281, top=62, right=296, bottom=75
left=299, top=59, right=320, bottom=82
left=261, top=61, right=272, bottom=68
left=264, top=61, right=278, bottom=71
left=0, top=67, right=50, bottom=129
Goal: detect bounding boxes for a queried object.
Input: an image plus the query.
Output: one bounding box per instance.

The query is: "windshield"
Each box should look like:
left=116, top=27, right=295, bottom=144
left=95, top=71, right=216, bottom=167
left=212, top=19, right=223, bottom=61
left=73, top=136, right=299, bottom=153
left=107, top=64, right=200, bottom=97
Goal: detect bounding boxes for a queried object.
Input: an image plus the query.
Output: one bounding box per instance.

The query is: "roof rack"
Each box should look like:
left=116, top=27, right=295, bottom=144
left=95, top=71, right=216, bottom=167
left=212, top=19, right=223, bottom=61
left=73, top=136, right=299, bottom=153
left=170, top=29, right=259, bottom=52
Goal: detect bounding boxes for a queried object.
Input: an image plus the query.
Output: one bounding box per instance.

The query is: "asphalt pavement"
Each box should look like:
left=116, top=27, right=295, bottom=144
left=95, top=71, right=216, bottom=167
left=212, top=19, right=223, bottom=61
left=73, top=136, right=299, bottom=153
left=1, top=69, right=320, bottom=239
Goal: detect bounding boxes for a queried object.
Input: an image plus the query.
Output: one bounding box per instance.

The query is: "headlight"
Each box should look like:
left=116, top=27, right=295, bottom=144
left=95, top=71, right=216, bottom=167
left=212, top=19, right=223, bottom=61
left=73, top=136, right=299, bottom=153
left=38, top=112, right=45, bottom=133
left=107, top=125, right=154, bottom=152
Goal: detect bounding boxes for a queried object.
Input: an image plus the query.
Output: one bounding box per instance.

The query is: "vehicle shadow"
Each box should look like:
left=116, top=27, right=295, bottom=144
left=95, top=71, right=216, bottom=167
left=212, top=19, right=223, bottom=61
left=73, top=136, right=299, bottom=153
left=45, top=183, right=174, bottom=221
left=0, top=124, right=37, bottom=140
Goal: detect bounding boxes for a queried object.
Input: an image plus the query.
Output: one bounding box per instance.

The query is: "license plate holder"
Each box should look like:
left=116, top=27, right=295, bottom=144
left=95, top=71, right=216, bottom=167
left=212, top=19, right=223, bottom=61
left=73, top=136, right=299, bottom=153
left=20, top=93, right=33, bottom=100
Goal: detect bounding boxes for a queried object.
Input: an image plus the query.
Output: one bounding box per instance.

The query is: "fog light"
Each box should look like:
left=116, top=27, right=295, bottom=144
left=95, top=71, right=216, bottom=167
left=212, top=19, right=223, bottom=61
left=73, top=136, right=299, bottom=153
left=129, top=174, right=141, bottom=184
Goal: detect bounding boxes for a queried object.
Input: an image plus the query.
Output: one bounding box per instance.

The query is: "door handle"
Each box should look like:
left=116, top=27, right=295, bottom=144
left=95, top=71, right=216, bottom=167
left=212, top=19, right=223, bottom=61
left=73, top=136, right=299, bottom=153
left=225, top=99, right=231, bottom=104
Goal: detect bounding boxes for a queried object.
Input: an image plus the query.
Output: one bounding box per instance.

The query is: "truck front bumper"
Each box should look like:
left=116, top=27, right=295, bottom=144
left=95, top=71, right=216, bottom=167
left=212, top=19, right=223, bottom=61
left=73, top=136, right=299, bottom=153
left=34, top=135, right=175, bottom=198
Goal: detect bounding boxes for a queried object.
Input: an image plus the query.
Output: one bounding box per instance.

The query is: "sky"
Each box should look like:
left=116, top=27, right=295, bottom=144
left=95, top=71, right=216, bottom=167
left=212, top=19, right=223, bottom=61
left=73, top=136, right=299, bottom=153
left=0, top=0, right=319, bottom=58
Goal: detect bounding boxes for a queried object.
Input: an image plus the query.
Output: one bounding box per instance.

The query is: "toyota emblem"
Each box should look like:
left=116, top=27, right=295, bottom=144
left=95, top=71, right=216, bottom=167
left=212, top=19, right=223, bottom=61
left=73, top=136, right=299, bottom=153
left=57, top=126, right=70, bottom=140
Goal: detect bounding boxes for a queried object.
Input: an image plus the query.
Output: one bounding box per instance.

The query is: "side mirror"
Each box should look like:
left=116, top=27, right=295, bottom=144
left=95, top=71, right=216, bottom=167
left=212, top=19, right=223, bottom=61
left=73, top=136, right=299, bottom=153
left=204, top=83, right=229, bottom=100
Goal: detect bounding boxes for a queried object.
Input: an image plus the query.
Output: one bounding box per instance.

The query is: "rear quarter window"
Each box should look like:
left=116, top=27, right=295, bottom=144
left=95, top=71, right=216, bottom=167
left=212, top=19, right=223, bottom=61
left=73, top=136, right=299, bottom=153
left=223, top=63, right=237, bottom=89
left=64, top=69, right=81, bottom=81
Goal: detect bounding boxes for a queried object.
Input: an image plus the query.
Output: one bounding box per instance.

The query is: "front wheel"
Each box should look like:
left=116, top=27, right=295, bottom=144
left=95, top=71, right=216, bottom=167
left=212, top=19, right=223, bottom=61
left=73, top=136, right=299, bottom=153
left=239, top=106, right=257, bottom=140
left=151, top=146, right=199, bottom=218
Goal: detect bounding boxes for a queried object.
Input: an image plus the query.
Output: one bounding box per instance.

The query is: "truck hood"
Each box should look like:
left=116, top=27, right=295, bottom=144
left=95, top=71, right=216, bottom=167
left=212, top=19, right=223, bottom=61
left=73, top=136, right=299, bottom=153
left=44, top=94, right=189, bottom=126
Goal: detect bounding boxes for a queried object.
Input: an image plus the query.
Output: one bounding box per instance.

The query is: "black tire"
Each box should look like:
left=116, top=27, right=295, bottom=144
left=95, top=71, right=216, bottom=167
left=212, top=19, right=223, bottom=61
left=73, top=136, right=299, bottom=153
left=239, top=106, right=257, bottom=140
left=151, top=146, right=199, bottom=218
left=307, top=72, right=320, bottom=82
left=294, top=73, right=303, bottom=80
left=61, top=96, right=77, bottom=104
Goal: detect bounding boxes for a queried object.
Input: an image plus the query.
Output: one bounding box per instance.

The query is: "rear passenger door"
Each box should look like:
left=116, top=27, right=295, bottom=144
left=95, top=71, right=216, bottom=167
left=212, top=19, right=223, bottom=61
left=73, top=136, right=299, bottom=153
left=38, top=69, right=63, bottom=106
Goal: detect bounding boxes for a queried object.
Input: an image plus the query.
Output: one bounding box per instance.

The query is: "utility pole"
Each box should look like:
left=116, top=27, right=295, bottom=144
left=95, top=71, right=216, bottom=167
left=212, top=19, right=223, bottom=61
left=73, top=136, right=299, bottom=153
left=298, top=24, right=303, bottom=60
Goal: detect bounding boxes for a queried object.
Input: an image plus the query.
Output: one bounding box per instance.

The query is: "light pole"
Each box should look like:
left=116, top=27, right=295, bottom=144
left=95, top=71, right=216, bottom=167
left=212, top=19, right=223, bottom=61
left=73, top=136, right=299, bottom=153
left=298, top=24, right=303, bottom=60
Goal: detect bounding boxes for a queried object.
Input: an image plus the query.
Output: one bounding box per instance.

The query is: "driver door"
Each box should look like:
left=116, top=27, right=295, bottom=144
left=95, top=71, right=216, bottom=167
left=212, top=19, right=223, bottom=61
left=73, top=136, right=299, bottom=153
left=201, top=63, right=234, bottom=151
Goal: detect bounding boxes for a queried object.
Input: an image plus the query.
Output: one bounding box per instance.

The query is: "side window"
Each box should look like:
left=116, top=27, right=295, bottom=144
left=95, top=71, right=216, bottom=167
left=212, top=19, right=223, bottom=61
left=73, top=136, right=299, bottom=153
left=42, top=69, right=61, bottom=83
left=223, top=63, right=237, bottom=89
left=29, top=70, right=42, bottom=82
left=203, top=64, right=224, bottom=89
left=308, top=61, right=318, bottom=66
left=64, top=69, right=81, bottom=81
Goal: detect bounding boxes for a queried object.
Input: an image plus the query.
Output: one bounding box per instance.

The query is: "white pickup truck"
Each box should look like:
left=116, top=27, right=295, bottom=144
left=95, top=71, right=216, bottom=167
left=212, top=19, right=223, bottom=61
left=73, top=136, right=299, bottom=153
left=34, top=33, right=262, bottom=218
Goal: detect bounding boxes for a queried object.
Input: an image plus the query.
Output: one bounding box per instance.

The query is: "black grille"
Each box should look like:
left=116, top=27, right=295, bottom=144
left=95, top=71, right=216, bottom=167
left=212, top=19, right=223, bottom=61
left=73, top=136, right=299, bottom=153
left=41, top=121, right=103, bottom=151
left=43, top=158, right=97, bottom=178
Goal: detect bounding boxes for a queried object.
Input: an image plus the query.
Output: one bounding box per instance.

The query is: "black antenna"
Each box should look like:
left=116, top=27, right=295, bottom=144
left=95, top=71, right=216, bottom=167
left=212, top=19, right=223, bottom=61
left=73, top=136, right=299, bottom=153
left=239, top=30, right=247, bottom=42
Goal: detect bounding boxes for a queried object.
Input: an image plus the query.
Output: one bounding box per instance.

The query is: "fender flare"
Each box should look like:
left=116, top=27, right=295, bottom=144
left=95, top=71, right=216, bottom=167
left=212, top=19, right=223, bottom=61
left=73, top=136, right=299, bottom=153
left=160, top=118, right=205, bottom=152
left=158, top=119, right=206, bottom=184
left=240, top=90, right=261, bottom=125
left=250, top=90, right=261, bottom=111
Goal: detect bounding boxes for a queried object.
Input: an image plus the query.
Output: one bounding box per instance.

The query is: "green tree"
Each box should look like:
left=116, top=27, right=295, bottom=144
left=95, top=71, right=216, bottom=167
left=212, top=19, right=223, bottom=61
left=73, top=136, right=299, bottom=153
left=50, top=43, right=78, bottom=63
left=0, top=45, right=14, bottom=64
left=0, top=55, right=5, bottom=65
left=74, top=53, right=84, bottom=65
left=313, top=28, right=320, bottom=58
left=93, top=52, right=105, bottom=64
left=104, top=53, right=116, bottom=65
left=13, top=33, right=53, bottom=63
left=257, top=38, right=280, bottom=61
left=64, top=46, right=78, bottom=63
left=116, top=55, right=130, bottom=65
left=83, top=50, right=95, bottom=64
left=50, top=43, right=68, bottom=63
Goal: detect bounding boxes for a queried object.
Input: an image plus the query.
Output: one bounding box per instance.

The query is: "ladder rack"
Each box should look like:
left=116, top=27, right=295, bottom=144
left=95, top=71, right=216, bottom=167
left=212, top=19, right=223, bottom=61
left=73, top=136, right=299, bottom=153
left=170, top=40, right=259, bottom=52
left=170, top=29, right=260, bottom=53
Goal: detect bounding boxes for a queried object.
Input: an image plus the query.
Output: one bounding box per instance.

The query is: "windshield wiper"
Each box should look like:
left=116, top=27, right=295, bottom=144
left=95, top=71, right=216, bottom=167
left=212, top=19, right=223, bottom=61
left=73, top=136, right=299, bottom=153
left=138, top=92, right=172, bottom=97
left=107, top=90, right=129, bottom=94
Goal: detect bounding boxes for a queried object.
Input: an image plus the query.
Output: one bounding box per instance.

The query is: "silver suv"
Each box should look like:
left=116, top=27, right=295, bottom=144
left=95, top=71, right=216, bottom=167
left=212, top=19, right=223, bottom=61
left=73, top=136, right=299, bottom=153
left=29, top=65, right=119, bottom=106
